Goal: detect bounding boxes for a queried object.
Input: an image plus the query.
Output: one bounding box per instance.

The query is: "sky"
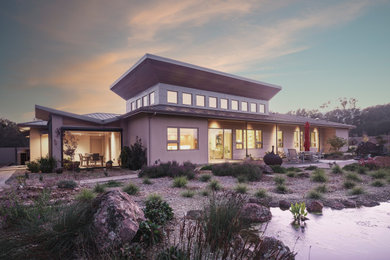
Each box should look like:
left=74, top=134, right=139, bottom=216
left=0, top=0, right=389, bottom=123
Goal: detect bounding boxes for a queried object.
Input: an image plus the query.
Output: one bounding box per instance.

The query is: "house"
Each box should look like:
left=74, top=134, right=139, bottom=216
left=19, top=54, right=353, bottom=167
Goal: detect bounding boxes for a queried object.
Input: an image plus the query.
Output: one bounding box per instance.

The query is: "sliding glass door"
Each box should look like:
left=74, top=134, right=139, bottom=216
left=208, top=129, right=232, bottom=160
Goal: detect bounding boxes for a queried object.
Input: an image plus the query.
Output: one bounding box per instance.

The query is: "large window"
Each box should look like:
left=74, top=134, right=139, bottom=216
left=196, top=95, right=205, bottom=107
left=143, top=95, right=148, bottom=106
left=236, top=129, right=262, bottom=149
left=277, top=130, right=284, bottom=148
left=220, top=98, right=228, bottom=109
left=294, top=131, right=300, bottom=149
left=167, top=91, right=178, bottom=104
left=241, top=101, right=248, bottom=112
left=232, top=100, right=238, bottom=110
left=259, top=104, right=265, bottom=113
left=209, top=97, right=217, bottom=108
left=150, top=92, right=155, bottom=105
left=250, top=103, right=257, bottom=112
left=236, top=129, right=244, bottom=149
left=182, top=93, right=192, bottom=105
left=167, top=127, right=198, bottom=150
left=311, top=129, right=319, bottom=148
left=255, top=130, right=263, bottom=148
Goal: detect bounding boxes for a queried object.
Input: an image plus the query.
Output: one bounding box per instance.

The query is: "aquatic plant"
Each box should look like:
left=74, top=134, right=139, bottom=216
left=289, top=202, right=308, bottom=225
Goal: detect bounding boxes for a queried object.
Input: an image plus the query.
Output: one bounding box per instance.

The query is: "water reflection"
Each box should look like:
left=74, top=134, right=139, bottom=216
left=259, top=202, right=390, bottom=260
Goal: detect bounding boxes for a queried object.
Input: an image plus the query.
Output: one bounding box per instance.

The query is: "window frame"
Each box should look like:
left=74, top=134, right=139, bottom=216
left=196, top=95, right=205, bottom=107
left=235, top=129, right=244, bottom=149
left=259, top=104, right=265, bottom=113
left=220, top=98, right=228, bottom=109
left=182, top=92, right=192, bottom=106
left=255, top=130, right=263, bottom=149
left=250, top=103, right=257, bottom=113
left=167, top=127, right=199, bottom=151
left=131, top=101, right=136, bottom=111
left=136, top=98, right=142, bottom=108
left=277, top=130, right=284, bottom=148
left=167, top=90, right=178, bottom=104
left=149, top=92, right=155, bottom=105
left=241, top=101, right=248, bottom=112
left=231, top=100, right=238, bottom=110
left=209, top=96, right=217, bottom=108
left=143, top=95, right=148, bottom=107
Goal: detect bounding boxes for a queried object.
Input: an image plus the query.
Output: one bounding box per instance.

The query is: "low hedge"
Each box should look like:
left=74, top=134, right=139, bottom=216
left=139, top=161, right=196, bottom=179
left=211, top=163, right=262, bottom=181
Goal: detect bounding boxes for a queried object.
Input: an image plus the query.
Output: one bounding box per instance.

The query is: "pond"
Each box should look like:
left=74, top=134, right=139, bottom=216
left=260, top=202, right=390, bottom=260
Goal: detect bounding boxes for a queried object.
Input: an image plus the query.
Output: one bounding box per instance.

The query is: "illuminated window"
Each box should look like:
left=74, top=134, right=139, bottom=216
left=209, top=97, right=217, bottom=108
left=247, top=130, right=255, bottom=148
left=180, top=128, right=198, bottom=150
left=143, top=95, right=148, bottom=106
left=311, top=129, right=319, bottom=148
left=255, top=130, right=263, bottom=148
left=196, top=95, right=205, bottom=107
left=221, top=98, right=228, bottom=109
left=236, top=129, right=243, bottom=149
left=137, top=98, right=142, bottom=108
left=277, top=130, right=283, bottom=148
left=294, top=131, right=300, bottom=149
left=232, top=100, right=238, bottom=110
left=241, top=101, right=248, bottom=112
left=182, top=93, right=192, bottom=105
left=131, top=102, right=136, bottom=111
left=167, top=91, right=178, bottom=104
left=250, top=103, right=257, bottom=112
left=149, top=92, right=155, bottom=105
left=259, top=104, right=265, bottom=113
left=167, top=128, right=178, bottom=150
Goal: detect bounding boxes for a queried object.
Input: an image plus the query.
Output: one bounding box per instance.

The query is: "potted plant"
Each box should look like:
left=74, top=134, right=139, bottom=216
left=106, top=160, right=113, bottom=169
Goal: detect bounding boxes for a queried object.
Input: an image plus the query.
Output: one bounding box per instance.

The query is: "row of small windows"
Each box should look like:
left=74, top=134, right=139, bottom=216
left=167, top=90, right=265, bottom=113
left=131, top=92, right=155, bottom=111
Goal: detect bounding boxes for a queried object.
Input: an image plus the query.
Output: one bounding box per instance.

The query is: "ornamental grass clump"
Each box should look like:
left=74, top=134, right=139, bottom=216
left=307, top=190, right=322, bottom=199
left=287, top=167, right=302, bottom=172
left=305, top=165, right=318, bottom=171
left=104, top=180, right=122, bottom=187
left=343, top=180, right=356, bottom=189
left=93, top=183, right=106, bottom=193
left=370, top=169, right=389, bottom=179
left=142, top=178, right=153, bottom=185
left=199, top=174, right=212, bottom=182
left=331, top=164, right=343, bottom=174
left=270, top=165, right=287, bottom=173
left=122, top=183, right=140, bottom=195
left=315, top=184, right=327, bottom=193
left=311, top=169, right=328, bottom=183
left=286, top=172, right=296, bottom=178
left=234, top=184, right=248, bottom=194
left=181, top=190, right=195, bottom=198
left=275, top=184, right=288, bottom=194
left=75, top=189, right=96, bottom=202
left=274, top=176, right=286, bottom=185
left=173, top=176, right=188, bottom=188
left=372, top=180, right=385, bottom=187
left=208, top=180, right=222, bottom=191
left=57, top=180, right=77, bottom=189
left=345, top=172, right=362, bottom=182
left=255, top=188, right=268, bottom=198
left=349, top=186, right=365, bottom=195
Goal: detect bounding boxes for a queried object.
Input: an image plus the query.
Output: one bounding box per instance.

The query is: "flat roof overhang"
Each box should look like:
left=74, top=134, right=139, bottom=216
left=110, top=54, right=282, bottom=101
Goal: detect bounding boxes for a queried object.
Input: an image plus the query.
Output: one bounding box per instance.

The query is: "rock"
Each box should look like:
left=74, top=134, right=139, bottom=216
left=257, top=236, right=295, bottom=260
left=260, top=165, right=274, bottom=174
left=269, top=200, right=279, bottom=207
left=92, top=190, right=145, bottom=250
left=241, top=203, right=272, bottom=223
left=279, top=200, right=291, bottom=210
left=356, top=199, right=380, bottom=208
left=297, top=172, right=310, bottom=178
left=341, top=199, right=356, bottom=208
left=326, top=200, right=345, bottom=210
left=248, top=197, right=271, bottom=207
left=186, top=210, right=203, bottom=220
left=307, top=201, right=323, bottom=213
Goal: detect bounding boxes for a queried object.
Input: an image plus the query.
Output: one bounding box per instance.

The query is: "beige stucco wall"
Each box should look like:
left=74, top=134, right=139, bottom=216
left=51, top=115, right=63, bottom=166
left=29, top=128, right=49, bottom=161
left=321, top=128, right=349, bottom=152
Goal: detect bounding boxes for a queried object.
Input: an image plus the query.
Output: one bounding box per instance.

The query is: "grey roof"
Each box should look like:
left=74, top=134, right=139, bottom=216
left=84, top=113, right=121, bottom=120
left=18, top=120, right=48, bottom=127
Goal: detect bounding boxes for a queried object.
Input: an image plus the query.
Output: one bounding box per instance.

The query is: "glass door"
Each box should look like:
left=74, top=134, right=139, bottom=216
left=209, top=129, right=232, bottom=160
left=223, top=129, right=232, bottom=159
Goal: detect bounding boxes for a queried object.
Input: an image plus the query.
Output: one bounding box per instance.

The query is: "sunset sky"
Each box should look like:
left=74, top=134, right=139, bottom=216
left=1, top=0, right=389, bottom=123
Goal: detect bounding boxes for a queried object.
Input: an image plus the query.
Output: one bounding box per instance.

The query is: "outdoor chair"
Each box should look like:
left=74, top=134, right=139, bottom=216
left=91, top=153, right=104, bottom=167
left=79, top=153, right=88, bottom=167
left=287, top=149, right=299, bottom=163
left=305, top=151, right=319, bottom=162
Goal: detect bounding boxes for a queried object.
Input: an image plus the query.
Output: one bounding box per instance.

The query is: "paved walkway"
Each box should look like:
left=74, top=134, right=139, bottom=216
left=283, top=159, right=356, bottom=169
left=0, top=165, right=26, bottom=191
left=79, top=174, right=138, bottom=185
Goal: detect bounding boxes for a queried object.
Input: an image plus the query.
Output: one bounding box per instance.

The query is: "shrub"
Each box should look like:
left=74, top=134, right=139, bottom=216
left=327, top=136, right=347, bottom=152
left=181, top=190, right=195, bottom=198
left=142, top=178, right=153, bottom=185
left=173, top=176, right=188, bottom=188
left=199, top=174, right=212, bottom=182
left=140, top=161, right=196, bottom=179
left=342, top=163, right=359, bottom=172
left=122, top=183, right=139, bottom=195
left=211, top=163, right=262, bottom=181
left=38, top=156, right=57, bottom=173
left=274, top=176, right=285, bottom=185
left=331, top=164, right=343, bottom=174
left=275, top=184, right=288, bottom=194
left=105, top=180, right=122, bottom=187
left=134, top=220, right=163, bottom=246
left=349, top=186, right=364, bottom=195
left=200, top=190, right=209, bottom=196
left=315, top=184, right=327, bottom=193
left=343, top=180, right=356, bottom=189
left=311, top=169, right=328, bottom=183
left=357, top=166, right=367, bottom=175
left=372, top=180, right=385, bottom=187
left=255, top=188, right=268, bottom=198
left=270, top=165, right=287, bottom=173
left=286, top=172, right=296, bottom=178
left=370, top=169, right=389, bottom=179
left=93, top=183, right=106, bottom=193
left=234, top=184, right=248, bottom=194
left=75, top=189, right=96, bottom=201
left=307, top=190, right=322, bottom=199
left=305, top=165, right=318, bottom=171
left=236, top=175, right=247, bottom=183
left=208, top=180, right=221, bottom=191
left=286, top=167, right=302, bottom=172
left=144, top=194, right=173, bottom=225
left=200, top=165, right=213, bottom=171
left=156, top=245, right=188, bottom=260
left=345, top=172, right=362, bottom=182
left=57, top=180, right=77, bottom=189
left=27, top=161, right=40, bottom=173
left=120, top=137, right=147, bottom=170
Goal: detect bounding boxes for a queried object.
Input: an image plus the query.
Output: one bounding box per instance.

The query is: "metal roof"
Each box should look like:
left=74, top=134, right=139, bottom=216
left=18, top=120, right=48, bottom=127
left=83, top=113, right=121, bottom=120
left=110, top=54, right=282, bottom=101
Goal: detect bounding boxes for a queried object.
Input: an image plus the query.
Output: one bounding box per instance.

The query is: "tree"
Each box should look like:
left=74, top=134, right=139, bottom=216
left=327, top=136, right=347, bottom=152
left=0, top=118, right=28, bottom=147
left=63, top=131, right=78, bottom=161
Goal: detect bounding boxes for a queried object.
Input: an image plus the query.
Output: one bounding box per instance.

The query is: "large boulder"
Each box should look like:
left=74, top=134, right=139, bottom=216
left=279, top=200, right=291, bottom=210
left=307, top=201, right=323, bottom=213
left=241, top=203, right=272, bottom=223
left=257, top=236, right=295, bottom=260
left=92, top=190, right=145, bottom=250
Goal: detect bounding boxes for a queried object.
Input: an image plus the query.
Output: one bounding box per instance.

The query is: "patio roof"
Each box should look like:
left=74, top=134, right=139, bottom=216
left=110, top=54, right=281, bottom=101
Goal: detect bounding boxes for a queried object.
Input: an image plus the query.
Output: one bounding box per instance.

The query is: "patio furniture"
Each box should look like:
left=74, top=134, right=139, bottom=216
left=310, top=148, right=324, bottom=160
left=91, top=153, right=104, bottom=167
left=305, top=151, right=319, bottom=162
left=287, top=149, right=299, bottom=163
left=79, top=153, right=89, bottom=167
